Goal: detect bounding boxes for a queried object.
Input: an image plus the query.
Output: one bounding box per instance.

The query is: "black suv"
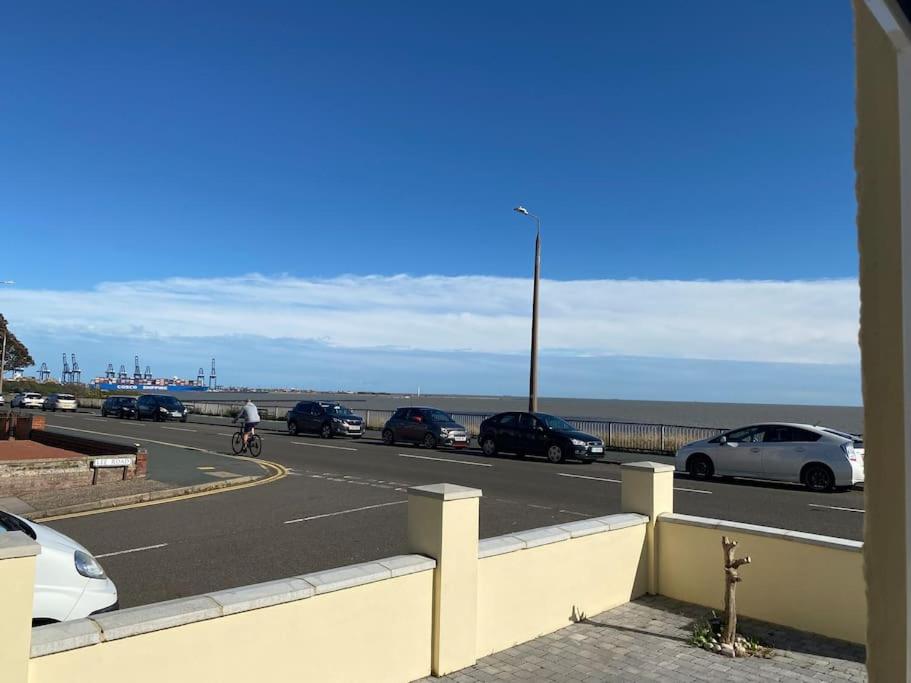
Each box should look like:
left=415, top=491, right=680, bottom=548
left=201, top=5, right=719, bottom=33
left=382, top=407, right=469, bottom=449
left=477, top=412, right=605, bottom=463
left=136, top=394, right=188, bottom=422
left=286, top=401, right=364, bottom=439
left=101, top=396, right=138, bottom=419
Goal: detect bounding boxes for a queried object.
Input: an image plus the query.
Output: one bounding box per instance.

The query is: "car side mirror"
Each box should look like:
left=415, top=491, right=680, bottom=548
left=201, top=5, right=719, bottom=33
left=719, top=435, right=727, bottom=445
left=536, top=425, right=546, bottom=433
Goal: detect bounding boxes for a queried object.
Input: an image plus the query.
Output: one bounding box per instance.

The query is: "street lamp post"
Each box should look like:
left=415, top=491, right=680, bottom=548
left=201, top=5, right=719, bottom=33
left=514, top=206, right=541, bottom=413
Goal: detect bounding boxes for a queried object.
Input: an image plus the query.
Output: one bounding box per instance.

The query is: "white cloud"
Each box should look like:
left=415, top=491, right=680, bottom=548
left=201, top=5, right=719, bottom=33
left=1, top=274, right=859, bottom=365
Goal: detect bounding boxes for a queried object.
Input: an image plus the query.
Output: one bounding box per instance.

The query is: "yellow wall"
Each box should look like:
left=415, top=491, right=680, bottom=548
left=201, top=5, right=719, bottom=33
left=476, top=525, right=647, bottom=657
left=29, top=571, right=432, bottom=683
left=657, top=519, right=865, bottom=644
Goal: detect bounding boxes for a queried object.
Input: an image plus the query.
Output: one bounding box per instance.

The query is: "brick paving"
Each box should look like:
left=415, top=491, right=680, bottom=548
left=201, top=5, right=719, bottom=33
left=419, top=595, right=866, bottom=682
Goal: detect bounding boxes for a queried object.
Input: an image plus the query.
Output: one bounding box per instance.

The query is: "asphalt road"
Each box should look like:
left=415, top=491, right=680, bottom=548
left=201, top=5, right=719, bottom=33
left=35, top=410, right=865, bottom=608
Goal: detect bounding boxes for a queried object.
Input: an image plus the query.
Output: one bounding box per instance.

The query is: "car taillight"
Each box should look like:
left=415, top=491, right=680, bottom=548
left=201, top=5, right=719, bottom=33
left=841, top=442, right=856, bottom=461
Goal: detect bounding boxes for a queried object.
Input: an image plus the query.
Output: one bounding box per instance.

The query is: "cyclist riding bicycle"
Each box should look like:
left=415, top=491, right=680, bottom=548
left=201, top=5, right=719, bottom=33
left=234, top=400, right=261, bottom=451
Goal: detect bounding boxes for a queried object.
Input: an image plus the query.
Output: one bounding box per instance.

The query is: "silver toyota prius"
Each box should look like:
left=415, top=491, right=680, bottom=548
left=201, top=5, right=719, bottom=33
left=675, top=423, right=864, bottom=492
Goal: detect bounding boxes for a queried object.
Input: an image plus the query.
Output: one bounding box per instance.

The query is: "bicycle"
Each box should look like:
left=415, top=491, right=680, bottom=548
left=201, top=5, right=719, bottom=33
left=231, top=424, right=262, bottom=457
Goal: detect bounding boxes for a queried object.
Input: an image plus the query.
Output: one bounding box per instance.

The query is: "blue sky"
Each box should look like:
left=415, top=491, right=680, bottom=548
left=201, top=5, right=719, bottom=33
left=0, top=2, right=861, bottom=404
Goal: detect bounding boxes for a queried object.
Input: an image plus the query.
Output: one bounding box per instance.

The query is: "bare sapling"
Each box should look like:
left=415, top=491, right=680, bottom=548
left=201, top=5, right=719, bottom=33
left=721, top=536, right=751, bottom=648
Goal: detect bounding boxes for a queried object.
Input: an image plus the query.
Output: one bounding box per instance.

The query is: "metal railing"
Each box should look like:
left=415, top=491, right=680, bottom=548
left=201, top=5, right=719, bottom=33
left=76, top=398, right=725, bottom=454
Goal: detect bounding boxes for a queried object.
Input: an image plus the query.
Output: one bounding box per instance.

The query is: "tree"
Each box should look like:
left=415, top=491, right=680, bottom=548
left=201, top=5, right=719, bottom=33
left=721, top=536, right=751, bottom=648
left=0, top=314, right=34, bottom=372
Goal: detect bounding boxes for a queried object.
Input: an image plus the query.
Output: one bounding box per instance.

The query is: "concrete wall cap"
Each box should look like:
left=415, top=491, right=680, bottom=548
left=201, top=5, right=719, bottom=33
left=376, top=554, right=437, bottom=578
left=557, top=518, right=612, bottom=538
left=514, top=526, right=571, bottom=549
left=620, top=461, right=676, bottom=473
left=91, top=596, right=222, bottom=641
left=601, top=512, right=649, bottom=530
left=207, top=578, right=314, bottom=616
left=659, top=513, right=863, bottom=552
left=31, top=619, right=101, bottom=658
left=0, top=530, right=41, bottom=559
left=478, top=535, right=527, bottom=559
left=300, top=561, right=392, bottom=595
left=407, top=483, right=482, bottom=501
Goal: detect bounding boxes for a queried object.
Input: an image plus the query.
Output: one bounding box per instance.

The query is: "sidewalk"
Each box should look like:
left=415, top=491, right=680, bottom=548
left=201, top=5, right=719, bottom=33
left=421, top=595, right=866, bottom=682
left=0, top=437, right=271, bottom=519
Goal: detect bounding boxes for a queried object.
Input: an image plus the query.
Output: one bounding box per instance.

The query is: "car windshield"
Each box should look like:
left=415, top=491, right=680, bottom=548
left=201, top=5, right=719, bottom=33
left=822, top=428, right=864, bottom=448
left=425, top=409, right=454, bottom=423
left=539, top=414, right=575, bottom=431
left=326, top=404, right=355, bottom=417
left=58, top=394, right=75, bottom=400
left=160, top=397, right=182, bottom=409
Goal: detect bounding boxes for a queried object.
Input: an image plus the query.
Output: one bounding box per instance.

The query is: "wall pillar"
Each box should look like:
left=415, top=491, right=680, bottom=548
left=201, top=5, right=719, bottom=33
left=407, top=483, right=481, bottom=676
left=855, top=1, right=911, bottom=679
left=621, top=461, right=674, bottom=595
left=0, top=531, right=41, bottom=683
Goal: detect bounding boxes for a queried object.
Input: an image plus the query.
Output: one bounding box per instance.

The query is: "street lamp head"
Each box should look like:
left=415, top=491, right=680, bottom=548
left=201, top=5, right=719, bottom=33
left=513, top=206, right=529, bottom=215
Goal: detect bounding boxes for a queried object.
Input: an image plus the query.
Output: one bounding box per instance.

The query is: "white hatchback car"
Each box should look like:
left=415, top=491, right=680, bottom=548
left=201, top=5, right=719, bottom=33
left=12, top=392, right=44, bottom=409
left=42, top=393, right=78, bottom=412
left=0, top=510, right=118, bottom=624
left=675, top=423, right=864, bottom=492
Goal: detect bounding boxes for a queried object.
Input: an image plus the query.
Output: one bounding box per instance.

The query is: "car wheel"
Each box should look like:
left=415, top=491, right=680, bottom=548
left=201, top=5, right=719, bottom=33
left=687, top=454, right=714, bottom=479
left=481, top=437, right=498, bottom=457
left=288, top=421, right=299, bottom=436
left=320, top=422, right=333, bottom=439
left=101, top=410, right=107, bottom=418
left=546, top=444, right=565, bottom=464
left=423, top=433, right=437, bottom=449
left=803, top=464, right=835, bottom=492
left=382, top=429, right=395, bottom=446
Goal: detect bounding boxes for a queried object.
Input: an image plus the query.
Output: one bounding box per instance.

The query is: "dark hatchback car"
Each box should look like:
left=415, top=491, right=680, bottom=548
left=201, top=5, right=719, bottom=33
left=136, top=394, right=188, bottom=422
left=478, top=412, right=605, bottom=463
left=101, top=396, right=138, bottom=419
left=382, top=407, right=469, bottom=449
left=286, top=401, right=364, bottom=439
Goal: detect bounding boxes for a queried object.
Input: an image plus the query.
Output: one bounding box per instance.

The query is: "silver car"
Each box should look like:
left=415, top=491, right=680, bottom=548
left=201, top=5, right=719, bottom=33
left=675, top=423, right=864, bottom=492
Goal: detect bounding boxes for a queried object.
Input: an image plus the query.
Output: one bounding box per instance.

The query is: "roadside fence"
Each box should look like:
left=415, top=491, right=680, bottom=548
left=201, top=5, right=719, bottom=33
left=75, top=397, right=724, bottom=454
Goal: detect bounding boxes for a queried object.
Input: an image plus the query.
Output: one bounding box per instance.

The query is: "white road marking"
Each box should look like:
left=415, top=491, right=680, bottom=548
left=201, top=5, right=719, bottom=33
left=51, top=425, right=216, bottom=451
left=673, top=487, right=712, bottom=495
left=96, top=543, right=168, bottom=559
left=557, top=472, right=621, bottom=483
left=527, top=503, right=551, bottom=510
left=398, top=453, right=492, bottom=467
left=284, top=500, right=405, bottom=524
left=559, top=510, right=590, bottom=517
left=162, top=426, right=197, bottom=432
left=808, top=503, right=865, bottom=513
left=86, top=417, right=106, bottom=422
left=291, top=441, right=357, bottom=451
left=217, top=433, right=235, bottom=437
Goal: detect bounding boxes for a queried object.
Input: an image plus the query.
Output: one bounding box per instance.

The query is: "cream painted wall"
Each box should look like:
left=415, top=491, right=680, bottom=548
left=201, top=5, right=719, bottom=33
left=657, top=520, right=865, bottom=644
left=476, top=525, right=648, bottom=658
left=29, top=571, right=433, bottom=683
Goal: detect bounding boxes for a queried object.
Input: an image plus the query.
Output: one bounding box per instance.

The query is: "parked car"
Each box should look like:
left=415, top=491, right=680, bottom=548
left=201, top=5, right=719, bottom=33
left=42, top=393, right=78, bottom=412
left=136, top=394, right=188, bottom=422
left=0, top=509, right=118, bottom=624
left=675, top=423, right=865, bottom=492
left=477, top=412, right=605, bottom=463
left=12, top=392, right=43, bottom=409
left=286, top=400, right=364, bottom=438
left=101, top=396, right=138, bottom=419
left=382, top=407, right=469, bottom=449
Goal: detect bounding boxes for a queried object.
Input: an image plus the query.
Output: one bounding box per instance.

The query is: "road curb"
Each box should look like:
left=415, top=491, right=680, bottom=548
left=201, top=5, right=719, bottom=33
left=25, top=474, right=264, bottom=521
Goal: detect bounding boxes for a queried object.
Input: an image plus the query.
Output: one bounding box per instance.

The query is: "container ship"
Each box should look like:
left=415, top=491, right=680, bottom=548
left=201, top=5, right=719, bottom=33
left=90, top=378, right=208, bottom=393
left=89, top=358, right=214, bottom=392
